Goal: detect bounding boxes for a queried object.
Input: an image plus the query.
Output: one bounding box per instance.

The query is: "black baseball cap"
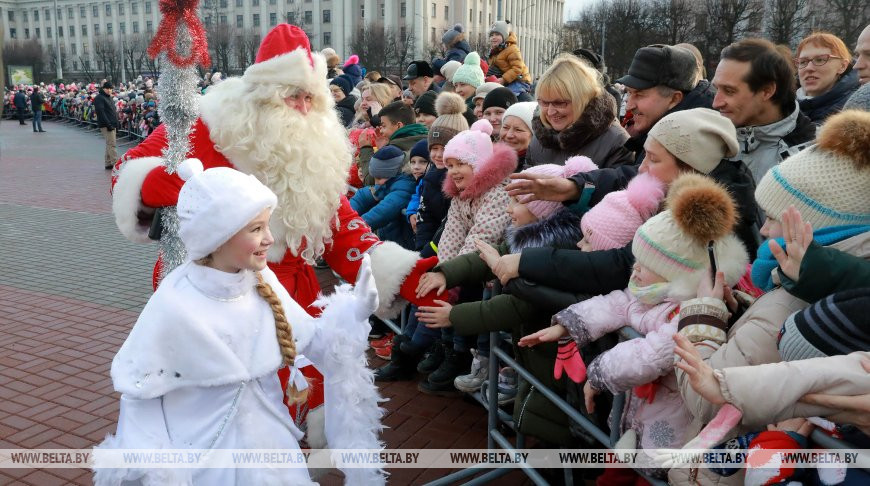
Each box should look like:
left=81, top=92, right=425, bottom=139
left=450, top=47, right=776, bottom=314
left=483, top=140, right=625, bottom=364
left=403, top=60, right=435, bottom=80
left=617, top=45, right=697, bottom=92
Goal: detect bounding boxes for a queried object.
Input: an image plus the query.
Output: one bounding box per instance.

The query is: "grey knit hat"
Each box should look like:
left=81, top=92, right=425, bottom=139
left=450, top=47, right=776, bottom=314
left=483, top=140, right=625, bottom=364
left=369, top=146, right=406, bottom=179
left=843, top=82, right=870, bottom=112
left=777, top=288, right=870, bottom=361
left=489, top=21, right=510, bottom=40
left=442, top=24, right=464, bottom=47
left=428, top=92, right=470, bottom=147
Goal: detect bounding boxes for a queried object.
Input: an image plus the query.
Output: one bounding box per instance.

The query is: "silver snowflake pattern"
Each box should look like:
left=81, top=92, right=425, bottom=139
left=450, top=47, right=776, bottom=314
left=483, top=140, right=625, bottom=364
left=648, top=420, right=676, bottom=447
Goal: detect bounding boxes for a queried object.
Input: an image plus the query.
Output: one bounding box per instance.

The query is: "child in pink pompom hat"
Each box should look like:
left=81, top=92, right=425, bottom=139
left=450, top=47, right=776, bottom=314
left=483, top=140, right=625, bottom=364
left=578, top=172, right=665, bottom=251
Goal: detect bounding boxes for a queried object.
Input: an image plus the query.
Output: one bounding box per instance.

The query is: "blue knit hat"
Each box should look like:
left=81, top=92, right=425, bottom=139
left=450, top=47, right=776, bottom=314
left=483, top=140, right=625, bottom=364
left=330, top=75, right=352, bottom=96
left=410, top=139, right=429, bottom=161
left=369, top=145, right=406, bottom=179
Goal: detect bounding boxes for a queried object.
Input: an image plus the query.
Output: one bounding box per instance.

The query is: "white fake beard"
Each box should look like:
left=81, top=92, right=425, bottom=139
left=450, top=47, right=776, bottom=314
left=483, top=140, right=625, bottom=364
left=208, top=89, right=353, bottom=264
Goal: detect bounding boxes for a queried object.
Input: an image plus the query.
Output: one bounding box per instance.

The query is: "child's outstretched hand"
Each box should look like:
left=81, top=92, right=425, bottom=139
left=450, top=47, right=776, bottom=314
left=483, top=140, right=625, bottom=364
left=417, top=300, right=452, bottom=328
left=518, top=324, right=567, bottom=347
left=474, top=239, right=501, bottom=271
left=353, top=255, right=379, bottom=321
left=697, top=270, right=738, bottom=313
left=416, top=272, right=447, bottom=298
left=673, top=333, right=726, bottom=405
left=584, top=381, right=600, bottom=413
left=769, top=205, right=813, bottom=282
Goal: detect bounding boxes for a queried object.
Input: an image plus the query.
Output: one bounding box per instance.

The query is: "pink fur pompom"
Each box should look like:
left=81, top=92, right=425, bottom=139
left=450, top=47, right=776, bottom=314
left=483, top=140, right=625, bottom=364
left=344, top=54, right=359, bottom=67
left=561, top=156, right=598, bottom=177
left=626, top=172, right=666, bottom=220
left=470, top=119, right=493, bottom=136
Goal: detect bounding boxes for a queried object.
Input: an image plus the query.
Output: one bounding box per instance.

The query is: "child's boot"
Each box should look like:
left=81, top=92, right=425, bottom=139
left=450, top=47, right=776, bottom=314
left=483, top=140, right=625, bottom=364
left=417, top=347, right=472, bottom=396
left=374, top=335, right=421, bottom=382
left=453, top=349, right=488, bottom=392
left=413, top=339, right=446, bottom=374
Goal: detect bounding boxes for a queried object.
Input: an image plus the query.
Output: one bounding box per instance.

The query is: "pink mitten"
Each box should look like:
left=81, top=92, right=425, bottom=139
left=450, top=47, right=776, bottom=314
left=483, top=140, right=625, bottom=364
left=554, top=338, right=586, bottom=383
left=682, top=403, right=744, bottom=450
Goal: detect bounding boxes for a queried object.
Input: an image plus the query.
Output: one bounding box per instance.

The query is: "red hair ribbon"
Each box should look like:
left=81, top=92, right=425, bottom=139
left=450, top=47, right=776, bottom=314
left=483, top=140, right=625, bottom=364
left=147, top=0, right=211, bottom=68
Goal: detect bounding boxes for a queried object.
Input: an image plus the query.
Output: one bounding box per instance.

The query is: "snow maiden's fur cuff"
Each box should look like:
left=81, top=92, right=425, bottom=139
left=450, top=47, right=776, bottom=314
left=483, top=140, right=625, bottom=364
left=112, top=156, right=164, bottom=243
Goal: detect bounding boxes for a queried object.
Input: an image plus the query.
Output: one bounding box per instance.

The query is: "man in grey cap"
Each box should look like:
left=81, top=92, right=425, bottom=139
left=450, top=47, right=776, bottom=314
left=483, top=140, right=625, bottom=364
left=617, top=44, right=715, bottom=165
left=403, top=60, right=436, bottom=98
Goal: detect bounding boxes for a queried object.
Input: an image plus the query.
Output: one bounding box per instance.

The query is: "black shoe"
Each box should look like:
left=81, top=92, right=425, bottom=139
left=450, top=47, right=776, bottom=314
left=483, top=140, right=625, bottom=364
left=374, top=336, right=421, bottom=382
left=413, top=340, right=445, bottom=374
left=314, top=258, right=329, bottom=269
left=419, top=347, right=472, bottom=396
left=39, top=130, right=46, bottom=132
left=368, top=317, right=389, bottom=339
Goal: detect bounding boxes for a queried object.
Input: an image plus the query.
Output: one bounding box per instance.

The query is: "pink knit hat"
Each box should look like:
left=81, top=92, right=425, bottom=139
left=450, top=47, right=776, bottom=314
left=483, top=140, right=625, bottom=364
left=580, top=172, right=665, bottom=251
left=443, top=119, right=494, bottom=171
left=519, top=156, right=598, bottom=220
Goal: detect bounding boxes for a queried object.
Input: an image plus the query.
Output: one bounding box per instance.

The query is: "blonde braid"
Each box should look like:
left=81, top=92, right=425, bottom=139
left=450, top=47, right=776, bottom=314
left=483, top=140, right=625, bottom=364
left=255, top=273, right=309, bottom=404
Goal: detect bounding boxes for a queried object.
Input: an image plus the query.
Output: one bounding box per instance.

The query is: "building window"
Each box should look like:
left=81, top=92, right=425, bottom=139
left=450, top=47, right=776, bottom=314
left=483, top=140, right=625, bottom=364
left=220, top=15, right=227, bottom=24
left=323, top=31, right=331, bottom=46
left=401, top=26, right=406, bottom=39
left=69, top=25, right=75, bottom=37
left=269, top=12, right=276, bottom=25
left=304, top=10, right=312, bottom=23
left=431, top=27, right=435, bottom=43
left=7, top=10, right=13, bottom=21
left=132, top=21, right=139, bottom=33
left=322, top=9, right=330, bottom=23
left=80, top=6, right=86, bottom=18
left=120, top=21, right=125, bottom=33
left=220, top=0, right=228, bottom=7
left=9, top=28, right=16, bottom=39
left=59, top=26, right=63, bottom=37
left=431, top=3, right=435, bottom=17
left=380, top=3, right=384, bottom=17
left=132, top=3, right=138, bottom=14
left=92, top=5, right=98, bottom=17
left=23, top=11, right=28, bottom=22
left=146, top=20, right=153, bottom=32
left=45, top=9, right=50, bottom=20
left=94, top=24, right=100, bottom=35
left=401, top=2, right=406, bottom=17
left=107, top=23, right=112, bottom=34
left=34, top=10, right=40, bottom=21
left=25, top=28, right=30, bottom=39
left=119, top=4, right=124, bottom=15
left=82, top=25, right=87, bottom=36
left=68, top=7, right=73, bottom=19
left=36, top=28, right=41, bottom=38
left=444, top=6, right=448, bottom=19
left=145, top=2, right=152, bottom=14
left=253, top=13, right=260, bottom=26
left=286, top=11, right=296, bottom=23
left=236, top=14, right=243, bottom=27
left=360, top=4, right=364, bottom=18
left=71, top=43, right=77, bottom=54
left=253, top=0, right=259, bottom=6
left=106, top=4, right=111, bottom=16
left=48, top=27, right=52, bottom=38
left=270, top=0, right=276, bottom=5
left=236, top=0, right=243, bottom=7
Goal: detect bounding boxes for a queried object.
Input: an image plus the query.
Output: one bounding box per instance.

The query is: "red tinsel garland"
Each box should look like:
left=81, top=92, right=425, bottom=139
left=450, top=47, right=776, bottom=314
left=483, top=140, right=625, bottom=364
left=147, top=0, right=211, bottom=68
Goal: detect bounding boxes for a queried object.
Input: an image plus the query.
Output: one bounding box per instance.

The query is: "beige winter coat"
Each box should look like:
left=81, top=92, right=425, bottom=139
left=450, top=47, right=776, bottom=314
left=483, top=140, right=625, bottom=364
left=669, top=232, right=870, bottom=485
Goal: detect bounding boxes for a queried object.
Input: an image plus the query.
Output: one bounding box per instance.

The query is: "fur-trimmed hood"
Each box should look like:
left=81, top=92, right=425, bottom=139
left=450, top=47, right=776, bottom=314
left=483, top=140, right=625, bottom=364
left=443, top=143, right=517, bottom=200
left=532, top=91, right=618, bottom=153
left=506, top=209, right=582, bottom=253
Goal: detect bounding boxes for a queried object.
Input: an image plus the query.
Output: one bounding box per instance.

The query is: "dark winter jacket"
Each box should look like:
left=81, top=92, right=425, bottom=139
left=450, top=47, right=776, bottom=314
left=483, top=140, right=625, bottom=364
left=94, top=91, right=118, bottom=129
left=444, top=40, right=472, bottom=64
left=798, top=67, right=860, bottom=125
left=415, top=165, right=450, bottom=257
left=622, top=79, right=717, bottom=166
left=526, top=92, right=634, bottom=169
left=435, top=209, right=588, bottom=446
left=29, top=91, right=45, bottom=112
left=14, top=91, right=27, bottom=109
left=349, top=173, right=416, bottom=249
left=335, top=94, right=357, bottom=128
left=780, top=240, right=870, bottom=303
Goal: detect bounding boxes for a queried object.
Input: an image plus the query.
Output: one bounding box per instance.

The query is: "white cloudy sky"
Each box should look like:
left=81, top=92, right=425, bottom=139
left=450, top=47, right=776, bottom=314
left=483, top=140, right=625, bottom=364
left=563, top=0, right=588, bottom=21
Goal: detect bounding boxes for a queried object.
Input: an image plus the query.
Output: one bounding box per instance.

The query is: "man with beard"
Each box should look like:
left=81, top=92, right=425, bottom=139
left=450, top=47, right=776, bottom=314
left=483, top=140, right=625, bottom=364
left=110, top=24, right=441, bottom=448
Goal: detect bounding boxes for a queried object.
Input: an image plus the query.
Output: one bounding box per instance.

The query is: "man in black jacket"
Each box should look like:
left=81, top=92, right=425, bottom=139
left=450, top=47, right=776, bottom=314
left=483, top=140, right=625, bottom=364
left=13, top=88, right=27, bottom=125
left=30, top=88, right=46, bottom=132
left=94, top=81, right=119, bottom=169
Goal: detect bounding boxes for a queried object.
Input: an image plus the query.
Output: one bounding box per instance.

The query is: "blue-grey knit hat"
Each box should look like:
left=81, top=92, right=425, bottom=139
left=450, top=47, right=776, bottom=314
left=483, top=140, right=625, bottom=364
left=369, top=145, right=406, bottom=179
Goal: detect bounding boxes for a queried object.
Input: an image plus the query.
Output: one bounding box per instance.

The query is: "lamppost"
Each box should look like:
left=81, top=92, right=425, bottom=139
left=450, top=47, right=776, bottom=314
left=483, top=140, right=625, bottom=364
left=52, top=0, right=62, bottom=79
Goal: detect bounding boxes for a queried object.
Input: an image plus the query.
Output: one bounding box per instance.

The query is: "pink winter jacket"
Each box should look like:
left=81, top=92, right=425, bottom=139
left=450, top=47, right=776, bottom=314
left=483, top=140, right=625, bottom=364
left=554, top=289, right=692, bottom=451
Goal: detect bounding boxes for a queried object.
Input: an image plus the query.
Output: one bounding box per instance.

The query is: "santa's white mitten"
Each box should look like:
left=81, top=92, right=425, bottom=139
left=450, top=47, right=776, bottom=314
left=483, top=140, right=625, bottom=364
left=353, top=255, right=379, bottom=322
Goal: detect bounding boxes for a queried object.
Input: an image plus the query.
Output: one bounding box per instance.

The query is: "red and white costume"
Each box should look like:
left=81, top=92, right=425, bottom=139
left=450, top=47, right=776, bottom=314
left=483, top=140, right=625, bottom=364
left=110, top=24, right=439, bottom=446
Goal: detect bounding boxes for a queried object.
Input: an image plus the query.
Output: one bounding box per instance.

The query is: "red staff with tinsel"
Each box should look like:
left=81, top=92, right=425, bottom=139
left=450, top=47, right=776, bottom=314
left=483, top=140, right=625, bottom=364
left=147, top=0, right=211, bottom=281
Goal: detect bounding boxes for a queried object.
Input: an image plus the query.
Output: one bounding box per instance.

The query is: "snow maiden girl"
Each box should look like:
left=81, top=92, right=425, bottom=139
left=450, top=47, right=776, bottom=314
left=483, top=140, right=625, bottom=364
left=94, top=161, right=384, bottom=485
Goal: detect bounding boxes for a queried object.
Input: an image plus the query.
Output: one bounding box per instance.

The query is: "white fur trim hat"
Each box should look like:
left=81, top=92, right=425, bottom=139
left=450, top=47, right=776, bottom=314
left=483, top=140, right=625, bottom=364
left=177, top=159, right=278, bottom=261
left=502, top=101, right=538, bottom=131
left=242, top=24, right=327, bottom=96
left=647, top=108, right=738, bottom=175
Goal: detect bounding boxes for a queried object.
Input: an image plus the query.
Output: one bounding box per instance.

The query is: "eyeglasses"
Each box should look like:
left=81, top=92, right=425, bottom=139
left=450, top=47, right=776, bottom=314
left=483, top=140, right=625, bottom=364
left=537, top=99, right=570, bottom=110
left=794, top=54, right=842, bottom=69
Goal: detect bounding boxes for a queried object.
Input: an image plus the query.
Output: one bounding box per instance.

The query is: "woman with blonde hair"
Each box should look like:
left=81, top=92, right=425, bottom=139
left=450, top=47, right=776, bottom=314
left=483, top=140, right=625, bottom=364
left=527, top=54, right=633, bottom=169
left=795, top=31, right=859, bottom=124
left=351, top=82, right=393, bottom=128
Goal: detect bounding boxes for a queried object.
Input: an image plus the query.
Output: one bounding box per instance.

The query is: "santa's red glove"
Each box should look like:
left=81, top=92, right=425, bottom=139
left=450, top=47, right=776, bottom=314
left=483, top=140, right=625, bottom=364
left=399, top=256, right=447, bottom=308
left=141, top=165, right=184, bottom=208
left=554, top=338, right=586, bottom=383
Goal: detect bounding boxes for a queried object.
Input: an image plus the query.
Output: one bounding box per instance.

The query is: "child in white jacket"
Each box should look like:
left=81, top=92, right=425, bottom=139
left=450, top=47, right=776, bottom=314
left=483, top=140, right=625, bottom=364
left=94, top=161, right=384, bottom=486
left=519, top=174, right=748, bottom=476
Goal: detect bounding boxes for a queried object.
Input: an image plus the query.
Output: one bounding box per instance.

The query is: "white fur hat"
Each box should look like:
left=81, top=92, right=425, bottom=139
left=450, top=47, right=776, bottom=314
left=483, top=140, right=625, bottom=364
left=177, top=159, right=277, bottom=261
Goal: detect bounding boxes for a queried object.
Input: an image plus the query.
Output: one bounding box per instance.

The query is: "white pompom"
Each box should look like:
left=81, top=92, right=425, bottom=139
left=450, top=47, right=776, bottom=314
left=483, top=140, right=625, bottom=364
left=177, top=159, right=204, bottom=181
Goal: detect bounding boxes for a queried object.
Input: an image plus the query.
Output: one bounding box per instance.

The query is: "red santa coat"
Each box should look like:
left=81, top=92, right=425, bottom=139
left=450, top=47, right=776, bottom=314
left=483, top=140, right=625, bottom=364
left=111, top=118, right=438, bottom=438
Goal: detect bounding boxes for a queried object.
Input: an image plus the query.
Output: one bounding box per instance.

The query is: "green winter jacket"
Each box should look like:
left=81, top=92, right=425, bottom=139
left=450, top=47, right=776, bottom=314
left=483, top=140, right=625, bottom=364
left=780, top=239, right=870, bottom=303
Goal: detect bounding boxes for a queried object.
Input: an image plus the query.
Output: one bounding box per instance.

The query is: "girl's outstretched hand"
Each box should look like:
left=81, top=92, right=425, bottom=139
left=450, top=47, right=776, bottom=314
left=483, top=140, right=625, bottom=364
left=673, top=333, right=726, bottom=405
left=353, top=255, right=379, bottom=321
left=769, top=205, right=813, bottom=282
left=518, top=324, right=567, bottom=347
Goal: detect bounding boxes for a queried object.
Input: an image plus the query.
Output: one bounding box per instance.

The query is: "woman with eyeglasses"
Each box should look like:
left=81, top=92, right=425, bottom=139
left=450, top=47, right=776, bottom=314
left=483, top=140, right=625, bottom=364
left=795, top=32, right=859, bottom=124
left=525, top=54, right=635, bottom=170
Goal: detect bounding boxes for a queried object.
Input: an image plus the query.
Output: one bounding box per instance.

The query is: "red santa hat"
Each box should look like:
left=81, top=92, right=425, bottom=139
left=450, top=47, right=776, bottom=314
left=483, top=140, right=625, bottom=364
left=243, top=23, right=327, bottom=93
